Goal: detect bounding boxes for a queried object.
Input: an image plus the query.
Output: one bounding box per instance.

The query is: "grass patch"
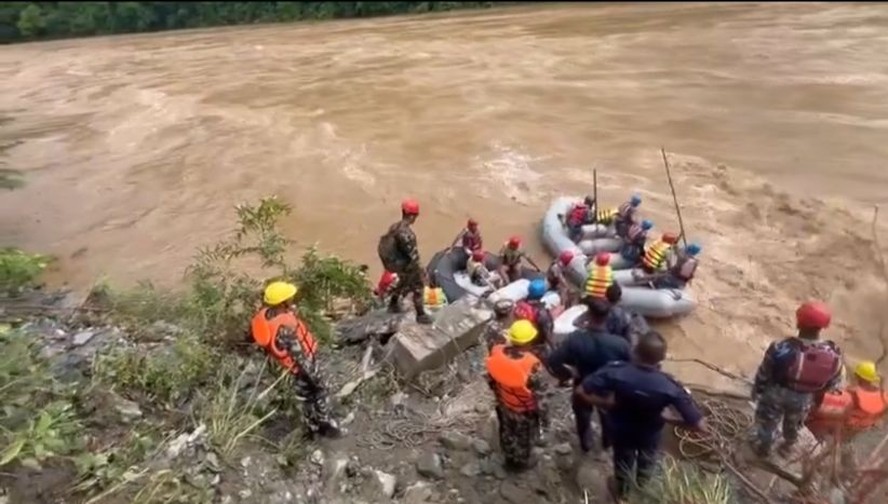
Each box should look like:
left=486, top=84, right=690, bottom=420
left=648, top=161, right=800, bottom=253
left=0, top=247, right=52, bottom=295
left=629, top=456, right=736, bottom=504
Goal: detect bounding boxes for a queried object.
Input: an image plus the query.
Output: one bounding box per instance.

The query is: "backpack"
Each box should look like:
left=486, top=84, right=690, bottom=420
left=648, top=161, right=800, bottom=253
left=785, top=343, right=841, bottom=393
left=377, top=224, right=407, bottom=273
left=513, top=300, right=538, bottom=324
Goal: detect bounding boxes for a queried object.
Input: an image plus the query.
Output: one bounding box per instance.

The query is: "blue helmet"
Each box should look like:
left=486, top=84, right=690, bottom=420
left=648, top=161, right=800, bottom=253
left=528, top=279, right=547, bottom=300
left=641, top=219, right=653, bottom=230
left=686, top=243, right=701, bottom=256
left=630, top=194, right=642, bottom=207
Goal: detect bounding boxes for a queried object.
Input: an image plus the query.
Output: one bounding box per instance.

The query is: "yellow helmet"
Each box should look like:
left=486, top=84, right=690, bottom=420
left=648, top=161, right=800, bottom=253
left=854, top=361, right=880, bottom=384
left=263, top=281, right=298, bottom=306
left=508, top=320, right=538, bottom=345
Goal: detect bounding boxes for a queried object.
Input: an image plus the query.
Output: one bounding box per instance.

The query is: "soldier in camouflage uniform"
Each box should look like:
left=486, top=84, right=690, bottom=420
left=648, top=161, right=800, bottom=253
left=486, top=320, right=553, bottom=470
left=383, top=199, right=433, bottom=325
left=752, top=301, right=842, bottom=458
left=250, top=281, right=340, bottom=438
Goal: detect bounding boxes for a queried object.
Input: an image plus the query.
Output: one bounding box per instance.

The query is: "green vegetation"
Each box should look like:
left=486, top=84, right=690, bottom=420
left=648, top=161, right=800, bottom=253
left=0, top=195, right=371, bottom=501
left=1, top=2, right=500, bottom=43
left=0, top=247, right=52, bottom=295
left=629, top=456, right=736, bottom=504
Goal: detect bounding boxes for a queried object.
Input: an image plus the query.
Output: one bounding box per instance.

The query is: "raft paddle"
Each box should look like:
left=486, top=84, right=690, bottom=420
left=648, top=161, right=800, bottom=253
left=661, top=147, right=689, bottom=249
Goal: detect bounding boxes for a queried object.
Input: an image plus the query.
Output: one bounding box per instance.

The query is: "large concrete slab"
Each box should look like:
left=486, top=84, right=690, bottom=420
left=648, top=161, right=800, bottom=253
left=384, top=296, right=493, bottom=379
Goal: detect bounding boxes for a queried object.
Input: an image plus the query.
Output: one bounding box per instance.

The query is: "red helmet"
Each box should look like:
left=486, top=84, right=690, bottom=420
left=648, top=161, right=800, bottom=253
left=472, top=250, right=485, bottom=262
left=507, top=236, right=522, bottom=250
left=559, top=250, right=575, bottom=266
left=662, top=232, right=678, bottom=245
left=796, top=301, right=831, bottom=330
left=595, top=252, right=611, bottom=266
left=467, top=218, right=478, bottom=230
left=401, top=198, right=420, bottom=216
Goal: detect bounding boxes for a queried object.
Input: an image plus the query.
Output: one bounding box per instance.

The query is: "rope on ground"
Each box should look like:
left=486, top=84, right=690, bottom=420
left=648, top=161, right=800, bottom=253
left=674, top=398, right=753, bottom=462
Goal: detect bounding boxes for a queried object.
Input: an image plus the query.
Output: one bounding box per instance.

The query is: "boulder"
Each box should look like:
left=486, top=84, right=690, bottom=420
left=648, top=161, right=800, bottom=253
left=384, top=297, right=492, bottom=379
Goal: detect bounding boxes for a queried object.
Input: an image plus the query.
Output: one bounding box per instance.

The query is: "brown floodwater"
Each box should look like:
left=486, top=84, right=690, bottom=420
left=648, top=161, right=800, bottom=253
left=2, top=1, right=888, bottom=295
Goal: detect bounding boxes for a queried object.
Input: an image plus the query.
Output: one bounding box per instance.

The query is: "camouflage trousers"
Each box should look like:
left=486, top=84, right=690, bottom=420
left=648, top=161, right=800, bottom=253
left=753, top=386, right=813, bottom=455
left=496, top=405, right=541, bottom=470
left=292, top=371, right=337, bottom=436
left=390, top=265, right=424, bottom=314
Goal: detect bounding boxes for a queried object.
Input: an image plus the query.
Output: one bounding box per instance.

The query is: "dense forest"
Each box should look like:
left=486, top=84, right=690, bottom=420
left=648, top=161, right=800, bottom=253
left=0, top=2, right=499, bottom=43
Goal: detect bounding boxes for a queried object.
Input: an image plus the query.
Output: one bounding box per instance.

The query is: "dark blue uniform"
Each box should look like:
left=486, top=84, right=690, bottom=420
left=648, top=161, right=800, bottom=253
left=547, top=327, right=631, bottom=452
left=582, top=361, right=703, bottom=497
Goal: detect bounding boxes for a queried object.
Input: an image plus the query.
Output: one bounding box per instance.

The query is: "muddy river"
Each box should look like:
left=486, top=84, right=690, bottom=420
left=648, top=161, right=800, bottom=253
left=2, top=1, right=888, bottom=324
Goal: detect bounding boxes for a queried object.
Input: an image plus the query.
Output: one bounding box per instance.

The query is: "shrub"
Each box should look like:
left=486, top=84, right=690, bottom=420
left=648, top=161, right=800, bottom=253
left=0, top=247, right=52, bottom=295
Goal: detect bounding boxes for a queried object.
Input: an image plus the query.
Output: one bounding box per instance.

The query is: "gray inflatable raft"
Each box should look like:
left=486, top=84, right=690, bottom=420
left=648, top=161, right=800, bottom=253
left=541, top=196, right=695, bottom=319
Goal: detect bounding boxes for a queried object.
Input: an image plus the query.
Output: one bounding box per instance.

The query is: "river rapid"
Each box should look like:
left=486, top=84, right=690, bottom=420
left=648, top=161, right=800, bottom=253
left=3, top=2, right=888, bottom=375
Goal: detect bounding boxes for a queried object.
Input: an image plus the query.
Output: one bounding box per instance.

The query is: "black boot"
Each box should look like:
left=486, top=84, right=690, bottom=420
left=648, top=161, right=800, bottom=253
left=414, top=303, right=433, bottom=325
left=387, top=296, right=404, bottom=314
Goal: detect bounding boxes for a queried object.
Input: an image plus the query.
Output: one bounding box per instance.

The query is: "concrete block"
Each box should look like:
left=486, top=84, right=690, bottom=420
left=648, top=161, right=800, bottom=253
left=385, top=296, right=492, bottom=379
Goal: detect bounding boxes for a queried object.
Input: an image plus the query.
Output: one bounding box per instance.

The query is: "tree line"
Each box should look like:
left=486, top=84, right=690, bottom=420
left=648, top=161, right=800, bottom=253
left=0, top=2, right=500, bottom=44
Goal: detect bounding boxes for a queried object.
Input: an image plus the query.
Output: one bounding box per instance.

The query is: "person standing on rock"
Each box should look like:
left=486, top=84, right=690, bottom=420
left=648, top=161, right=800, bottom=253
left=575, top=330, right=705, bottom=501
left=377, top=198, right=433, bottom=324
left=752, top=301, right=843, bottom=459
left=250, top=281, right=340, bottom=438
left=482, top=299, right=515, bottom=353
left=486, top=320, right=552, bottom=470
left=546, top=297, right=630, bottom=453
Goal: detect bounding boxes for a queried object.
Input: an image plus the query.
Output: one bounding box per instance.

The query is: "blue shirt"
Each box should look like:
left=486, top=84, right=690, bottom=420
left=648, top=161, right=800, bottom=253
left=546, top=327, right=631, bottom=385
left=582, top=361, right=703, bottom=447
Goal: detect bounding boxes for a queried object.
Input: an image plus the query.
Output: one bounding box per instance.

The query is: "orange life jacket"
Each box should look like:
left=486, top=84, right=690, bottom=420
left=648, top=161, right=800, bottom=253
left=423, top=286, right=447, bottom=309
left=643, top=239, right=671, bottom=271
left=486, top=344, right=541, bottom=413
left=250, top=307, right=317, bottom=373
left=585, top=265, right=613, bottom=299
left=806, top=387, right=888, bottom=438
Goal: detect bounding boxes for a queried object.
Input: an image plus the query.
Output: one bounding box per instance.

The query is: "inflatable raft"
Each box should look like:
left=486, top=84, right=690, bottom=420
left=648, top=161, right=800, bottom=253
left=426, top=248, right=546, bottom=303
left=541, top=196, right=695, bottom=319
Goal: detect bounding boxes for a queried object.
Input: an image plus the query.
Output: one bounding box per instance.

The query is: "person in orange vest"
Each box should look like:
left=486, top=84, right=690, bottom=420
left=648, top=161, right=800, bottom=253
left=486, top=320, right=552, bottom=470
left=805, top=360, right=888, bottom=441
left=250, top=281, right=340, bottom=438
left=640, top=232, right=678, bottom=274
left=497, top=236, right=540, bottom=284
left=585, top=252, right=614, bottom=299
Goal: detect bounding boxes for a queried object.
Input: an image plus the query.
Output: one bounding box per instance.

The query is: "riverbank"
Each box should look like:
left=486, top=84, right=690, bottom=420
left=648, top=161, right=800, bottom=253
left=1, top=2, right=514, bottom=44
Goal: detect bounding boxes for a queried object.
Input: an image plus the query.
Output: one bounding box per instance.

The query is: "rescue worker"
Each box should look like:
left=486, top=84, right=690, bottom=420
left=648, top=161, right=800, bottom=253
left=576, top=330, right=705, bottom=500
left=805, top=360, right=888, bottom=441
left=547, top=250, right=575, bottom=306
left=486, top=320, right=552, bottom=470
left=498, top=236, right=540, bottom=283
left=250, top=281, right=340, bottom=438
left=513, top=278, right=555, bottom=355
left=377, top=199, right=432, bottom=324
left=467, top=249, right=499, bottom=289
left=640, top=232, right=678, bottom=274
left=752, top=301, right=843, bottom=458
left=619, top=219, right=653, bottom=265
left=547, top=297, right=631, bottom=453
left=451, top=218, right=483, bottom=257
left=614, top=194, right=642, bottom=239
left=566, top=195, right=597, bottom=242
left=604, top=283, right=649, bottom=344
left=585, top=252, right=614, bottom=300
left=482, top=299, right=515, bottom=352
left=649, top=243, right=701, bottom=289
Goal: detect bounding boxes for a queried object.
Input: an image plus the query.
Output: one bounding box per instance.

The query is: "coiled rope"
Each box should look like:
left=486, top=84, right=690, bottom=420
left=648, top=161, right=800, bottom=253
left=674, top=398, right=753, bottom=461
